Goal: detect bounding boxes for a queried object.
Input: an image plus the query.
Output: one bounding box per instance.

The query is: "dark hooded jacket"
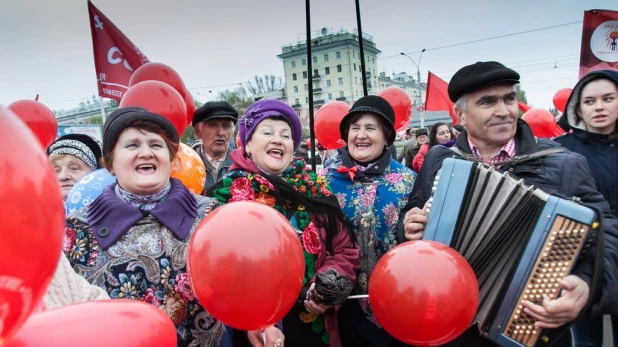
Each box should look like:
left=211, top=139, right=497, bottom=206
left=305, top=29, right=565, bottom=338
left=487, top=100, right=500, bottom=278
left=397, top=119, right=618, bottom=345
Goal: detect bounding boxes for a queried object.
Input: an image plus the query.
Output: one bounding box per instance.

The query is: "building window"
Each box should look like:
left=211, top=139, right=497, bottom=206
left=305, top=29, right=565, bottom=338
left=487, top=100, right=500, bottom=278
left=337, top=64, right=342, bottom=72
left=326, top=80, right=331, bottom=87
left=291, top=61, right=296, bottom=68
left=353, top=51, right=356, bottom=58
left=313, top=69, right=318, bottom=77
left=325, top=67, right=330, bottom=75
left=293, top=86, right=298, bottom=93
left=339, top=91, right=344, bottom=97
left=295, top=98, right=299, bottom=105
left=355, top=77, right=358, bottom=84
left=304, top=84, right=308, bottom=91
left=338, top=77, right=343, bottom=86
left=336, top=51, right=341, bottom=59
left=328, top=93, right=333, bottom=100
left=292, top=73, right=297, bottom=81
left=302, top=58, right=306, bottom=65
left=313, top=56, right=318, bottom=64
left=303, top=71, right=307, bottom=79
left=305, top=97, right=309, bottom=103
left=356, top=90, right=359, bottom=96
left=324, top=54, right=329, bottom=62
left=354, top=63, right=356, bottom=71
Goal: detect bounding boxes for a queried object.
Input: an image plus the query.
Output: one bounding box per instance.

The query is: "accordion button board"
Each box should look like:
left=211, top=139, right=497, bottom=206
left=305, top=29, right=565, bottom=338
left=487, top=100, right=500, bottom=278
left=423, top=158, right=598, bottom=347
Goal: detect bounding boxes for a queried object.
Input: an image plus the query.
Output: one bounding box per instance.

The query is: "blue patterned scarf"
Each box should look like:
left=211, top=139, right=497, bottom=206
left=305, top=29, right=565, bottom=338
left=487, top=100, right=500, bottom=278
left=115, top=183, right=171, bottom=210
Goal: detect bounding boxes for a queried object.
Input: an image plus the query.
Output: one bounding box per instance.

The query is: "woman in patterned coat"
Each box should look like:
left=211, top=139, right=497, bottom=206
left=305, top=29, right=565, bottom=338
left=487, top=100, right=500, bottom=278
left=324, top=96, right=416, bottom=347
left=205, top=99, right=360, bottom=347
left=62, top=107, right=282, bottom=347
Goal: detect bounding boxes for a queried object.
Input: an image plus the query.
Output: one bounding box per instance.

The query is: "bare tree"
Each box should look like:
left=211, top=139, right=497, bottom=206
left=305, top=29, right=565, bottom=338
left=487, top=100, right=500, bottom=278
left=242, top=74, right=283, bottom=96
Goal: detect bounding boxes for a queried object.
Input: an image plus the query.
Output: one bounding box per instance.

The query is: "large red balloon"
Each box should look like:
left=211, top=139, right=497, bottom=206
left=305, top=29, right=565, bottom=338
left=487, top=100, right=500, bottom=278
left=7, top=100, right=57, bottom=149
left=4, top=301, right=177, bottom=347
left=378, top=87, right=412, bottom=132
left=188, top=201, right=304, bottom=331
left=129, top=62, right=187, bottom=100
left=369, top=241, right=479, bottom=346
left=314, top=101, right=350, bottom=149
left=185, top=90, right=197, bottom=126
left=120, top=80, right=187, bottom=137
left=522, top=108, right=560, bottom=139
left=0, top=105, right=64, bottom=341
left=552, top=88, right=572, bottom=113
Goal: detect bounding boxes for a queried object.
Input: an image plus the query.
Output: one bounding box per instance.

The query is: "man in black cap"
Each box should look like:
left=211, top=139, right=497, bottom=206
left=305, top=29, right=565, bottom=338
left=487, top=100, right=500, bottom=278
left=397, top=61, right=618, bottom=345
left=405, top=128, right=427, bottom=171
left=191, top=101, right=238, bottom=189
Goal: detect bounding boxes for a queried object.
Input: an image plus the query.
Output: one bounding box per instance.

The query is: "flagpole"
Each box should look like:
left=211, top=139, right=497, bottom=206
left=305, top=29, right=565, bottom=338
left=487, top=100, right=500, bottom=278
left=99, top=97, right=106, bottom=124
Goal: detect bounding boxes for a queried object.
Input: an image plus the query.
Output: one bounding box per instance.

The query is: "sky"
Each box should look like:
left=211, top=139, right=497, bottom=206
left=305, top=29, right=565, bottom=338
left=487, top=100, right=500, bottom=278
left=1, top=0, right=616, bottom=112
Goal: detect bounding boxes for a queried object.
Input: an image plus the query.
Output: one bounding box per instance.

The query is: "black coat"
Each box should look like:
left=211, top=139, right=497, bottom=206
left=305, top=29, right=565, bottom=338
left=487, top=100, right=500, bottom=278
left=396, top=120, right=618, bottom=345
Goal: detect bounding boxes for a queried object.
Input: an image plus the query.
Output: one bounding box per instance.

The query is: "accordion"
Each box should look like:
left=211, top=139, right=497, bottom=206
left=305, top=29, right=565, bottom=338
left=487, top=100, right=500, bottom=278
left=423, top=158, right=599, bottom=347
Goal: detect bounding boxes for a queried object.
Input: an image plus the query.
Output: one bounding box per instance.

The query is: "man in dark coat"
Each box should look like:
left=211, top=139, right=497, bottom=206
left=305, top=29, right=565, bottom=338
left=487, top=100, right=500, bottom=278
left=397, top=61, right=618, bottom=346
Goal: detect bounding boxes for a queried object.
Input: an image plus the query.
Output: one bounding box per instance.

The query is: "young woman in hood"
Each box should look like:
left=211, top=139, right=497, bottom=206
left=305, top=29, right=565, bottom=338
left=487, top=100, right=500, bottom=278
left=554, top=70, right=618, bottom=347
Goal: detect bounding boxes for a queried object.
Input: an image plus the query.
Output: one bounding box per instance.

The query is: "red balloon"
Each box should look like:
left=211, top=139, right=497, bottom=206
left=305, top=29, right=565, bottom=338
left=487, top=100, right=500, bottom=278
left=552, top=88, right=572, bottom=113
left=129, top=62, right=187, bottom=100
left=188, top=201, right=304, bottom=331
left=120, top=80, right=187, bottom=137
left=0, top=105, right=64, bottom=341
left=306, top=138, right=312, bottom=148
left=4, top=301, right=177, bottom=347
left=522, top=108, right=560, bottom=139
left=314, top=101, right=350, bottom=150
left=369, top=241, right=479, bottom=346
left=185, top=90, right=197, bottom=126
left=378, top=87, right=412, bottom=132
left=7, top=100, right=57, bottom=149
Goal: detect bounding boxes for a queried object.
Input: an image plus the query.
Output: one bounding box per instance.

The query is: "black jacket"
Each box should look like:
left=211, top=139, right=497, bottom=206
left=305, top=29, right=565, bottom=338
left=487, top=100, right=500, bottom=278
left=396, top=120, right=618, bottom=345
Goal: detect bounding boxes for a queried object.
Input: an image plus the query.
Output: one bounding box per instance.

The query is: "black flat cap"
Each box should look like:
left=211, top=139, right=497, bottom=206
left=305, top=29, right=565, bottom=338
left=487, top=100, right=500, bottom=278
left=448, top=61, right=520, bottom=102
left=192, top=101, right=239, bottom=126
left=415, top=128, right=428, bottom=137
left=103, top=107, right=179, bottom=156
left=339, top=95, right=396, bottom=145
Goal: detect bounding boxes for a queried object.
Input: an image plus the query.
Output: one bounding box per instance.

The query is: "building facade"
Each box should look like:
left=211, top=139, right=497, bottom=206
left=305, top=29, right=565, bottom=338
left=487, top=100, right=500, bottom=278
left=277, top=28, right=381, bottom=110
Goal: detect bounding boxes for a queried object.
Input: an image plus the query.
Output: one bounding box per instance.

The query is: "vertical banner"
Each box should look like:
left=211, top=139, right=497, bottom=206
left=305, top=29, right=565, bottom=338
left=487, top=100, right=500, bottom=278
left=579, top=9, right=618, bottom=78
left=88, top=1, right=149, bottom=101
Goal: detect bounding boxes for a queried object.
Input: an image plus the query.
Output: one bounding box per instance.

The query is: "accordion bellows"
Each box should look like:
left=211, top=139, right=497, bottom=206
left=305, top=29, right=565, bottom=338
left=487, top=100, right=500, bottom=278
left=424, top=158, right=598, bottom=347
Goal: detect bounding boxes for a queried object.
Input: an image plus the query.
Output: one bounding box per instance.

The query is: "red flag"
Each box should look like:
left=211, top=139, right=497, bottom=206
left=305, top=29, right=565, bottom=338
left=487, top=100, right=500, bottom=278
left=424, top=72, right=458, bottom=124
left=579, top=9, right=618, bottom=78
left=88, top=1, right=149, bottom=101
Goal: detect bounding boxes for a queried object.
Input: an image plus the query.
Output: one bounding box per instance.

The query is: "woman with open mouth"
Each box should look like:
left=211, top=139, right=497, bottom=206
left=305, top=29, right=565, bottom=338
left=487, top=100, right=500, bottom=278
left=205, top=99, right=360, bottom=347
left=62, top=106, right=239, bottom=347
left=555, top=70, right=618, bottom=347
left=323, top=95, right=416, bottom=347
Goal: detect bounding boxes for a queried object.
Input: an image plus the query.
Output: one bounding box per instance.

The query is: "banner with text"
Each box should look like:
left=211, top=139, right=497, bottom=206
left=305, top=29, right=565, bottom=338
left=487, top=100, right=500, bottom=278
left=580, top=9, right=618, bottom=78
left=57, top=125, right=103, bottom=143
left=88, top=1, right=149, bottom=101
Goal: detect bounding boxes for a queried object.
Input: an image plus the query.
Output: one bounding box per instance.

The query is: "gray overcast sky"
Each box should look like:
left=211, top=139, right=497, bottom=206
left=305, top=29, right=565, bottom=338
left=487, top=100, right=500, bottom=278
left=0, top=0, right=616, bottom=112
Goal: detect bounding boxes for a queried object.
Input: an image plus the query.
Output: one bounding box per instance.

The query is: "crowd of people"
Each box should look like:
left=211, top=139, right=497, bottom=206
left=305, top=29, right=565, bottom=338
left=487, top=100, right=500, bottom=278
left=41, top=61, right=618, bottom=347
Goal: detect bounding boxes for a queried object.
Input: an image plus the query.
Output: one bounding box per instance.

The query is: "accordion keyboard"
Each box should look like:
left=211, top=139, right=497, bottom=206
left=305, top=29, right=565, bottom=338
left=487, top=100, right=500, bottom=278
left=503, top=216, right=589, bottom=346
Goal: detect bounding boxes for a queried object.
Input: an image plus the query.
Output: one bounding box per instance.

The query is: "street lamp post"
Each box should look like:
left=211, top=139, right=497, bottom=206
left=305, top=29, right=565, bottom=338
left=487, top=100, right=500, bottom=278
left=400, top=49, right=426, bottom=127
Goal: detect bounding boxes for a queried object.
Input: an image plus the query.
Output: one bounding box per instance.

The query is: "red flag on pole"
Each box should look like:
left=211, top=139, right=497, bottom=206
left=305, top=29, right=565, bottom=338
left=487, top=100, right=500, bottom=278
left=579, top=9, right=618, bottom=78
left=88, top=1, right=149, bottom=101
left=424, top=72, right=458, bottom=124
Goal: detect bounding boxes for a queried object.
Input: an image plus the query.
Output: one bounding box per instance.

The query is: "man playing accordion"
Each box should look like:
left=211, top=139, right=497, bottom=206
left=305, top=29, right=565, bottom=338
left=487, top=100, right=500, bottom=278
left=397, top=61, right=618, bottom=346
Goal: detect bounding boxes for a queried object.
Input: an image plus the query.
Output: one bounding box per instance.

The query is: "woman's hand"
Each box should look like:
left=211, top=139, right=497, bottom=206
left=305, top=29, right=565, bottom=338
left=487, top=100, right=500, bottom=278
left=303, top=283, right=330, bottom=314
left=247, top=325, right=285, bottom=347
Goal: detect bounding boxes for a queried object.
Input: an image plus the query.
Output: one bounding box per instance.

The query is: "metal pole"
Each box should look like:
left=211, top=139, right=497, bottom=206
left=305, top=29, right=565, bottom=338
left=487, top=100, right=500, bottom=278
left=418, top=69, right=424, bottom=128
left=355, top=0, right=368, bottom=96
left=305, top=0, right=316, bottom=171
left=99, top=96, right=106, bottom=124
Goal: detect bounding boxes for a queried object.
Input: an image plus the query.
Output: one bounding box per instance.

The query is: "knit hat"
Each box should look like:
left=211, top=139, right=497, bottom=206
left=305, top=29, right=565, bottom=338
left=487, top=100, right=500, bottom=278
left=103, top=107, right=179, bottom=156
left=339, top=95, right=396, bottom=145
left=448, top=61, right=520, bottom=102
left=238, top=99, right=302, bottom=150
left=47, top=134, right=102, bottom=171
left=192, top=101, right=239, bottom=127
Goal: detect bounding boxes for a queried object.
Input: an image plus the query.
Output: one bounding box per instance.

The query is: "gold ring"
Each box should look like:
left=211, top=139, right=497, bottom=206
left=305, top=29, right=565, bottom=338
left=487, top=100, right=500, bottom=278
left=275, top=339, right=283, bottom=347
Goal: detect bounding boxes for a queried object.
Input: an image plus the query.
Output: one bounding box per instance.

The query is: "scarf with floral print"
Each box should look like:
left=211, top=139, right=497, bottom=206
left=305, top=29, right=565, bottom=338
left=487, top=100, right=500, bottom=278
left=205, top=158, right=335, bottom=344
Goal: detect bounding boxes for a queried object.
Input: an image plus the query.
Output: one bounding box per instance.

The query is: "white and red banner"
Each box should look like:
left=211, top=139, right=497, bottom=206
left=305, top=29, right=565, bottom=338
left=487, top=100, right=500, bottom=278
left=579, top=9, right=618, bottom=78
left=88, top=1, right=149, bottom=101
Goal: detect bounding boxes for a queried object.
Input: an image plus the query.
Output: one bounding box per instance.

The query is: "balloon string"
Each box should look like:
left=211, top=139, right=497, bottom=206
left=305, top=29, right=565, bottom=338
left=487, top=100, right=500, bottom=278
left=347, top=294, right=369, bottom=299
